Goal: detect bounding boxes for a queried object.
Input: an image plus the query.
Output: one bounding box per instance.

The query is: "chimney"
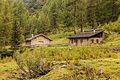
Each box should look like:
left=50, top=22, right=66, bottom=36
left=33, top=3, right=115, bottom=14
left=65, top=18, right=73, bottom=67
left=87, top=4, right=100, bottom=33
left=32, top=34, right=34, bottom=38
left=93, top=29, right=96, bottom=33
left=83, top=29, right=84, bottom=32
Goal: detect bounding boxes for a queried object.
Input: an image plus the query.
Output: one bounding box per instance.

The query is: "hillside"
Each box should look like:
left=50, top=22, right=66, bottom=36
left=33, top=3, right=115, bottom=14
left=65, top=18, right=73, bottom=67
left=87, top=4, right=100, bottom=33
left=0, top=32, right=120, bottom=80
left=0, top=0, right=120, bottom=80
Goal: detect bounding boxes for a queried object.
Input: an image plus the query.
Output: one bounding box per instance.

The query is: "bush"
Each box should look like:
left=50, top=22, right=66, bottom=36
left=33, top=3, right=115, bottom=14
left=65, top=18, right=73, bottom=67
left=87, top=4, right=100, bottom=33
left=0, top=49, right=13, bottom=59
left=11, top=52, right=52, bottom=79
left=69, top=65, right=111, bottom=80
left=103, top=18, right=120, bottom=33
left=10, top=46, right=118, bottom=79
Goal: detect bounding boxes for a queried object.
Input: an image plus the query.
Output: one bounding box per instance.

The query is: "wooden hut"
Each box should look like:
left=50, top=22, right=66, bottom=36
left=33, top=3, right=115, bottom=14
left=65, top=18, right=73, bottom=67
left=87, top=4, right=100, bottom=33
left=26, top=34, right=52, bottom=47
left=68, top=29, right=104, bottom=46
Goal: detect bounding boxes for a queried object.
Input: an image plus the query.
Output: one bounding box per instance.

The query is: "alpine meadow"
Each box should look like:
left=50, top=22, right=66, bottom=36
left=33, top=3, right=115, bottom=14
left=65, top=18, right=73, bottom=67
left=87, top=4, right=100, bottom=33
left=0, top=0, right=120, bottom=80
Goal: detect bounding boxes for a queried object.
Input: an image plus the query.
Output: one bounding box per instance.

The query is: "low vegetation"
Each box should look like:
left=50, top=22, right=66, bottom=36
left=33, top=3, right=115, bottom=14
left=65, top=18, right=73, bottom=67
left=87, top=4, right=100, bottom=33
left=1, top=58, right=120, bottom=80
left=0, top=0, right=120, bottom=80
left=0, top=32, right=120, bottom=80
left=103, top=33, right=120, bottom=47
left=0, top=57, right=18, bottom=80
left=21, top=46, right=118, bottom=61
left=35, top=59, right=120, bottom=80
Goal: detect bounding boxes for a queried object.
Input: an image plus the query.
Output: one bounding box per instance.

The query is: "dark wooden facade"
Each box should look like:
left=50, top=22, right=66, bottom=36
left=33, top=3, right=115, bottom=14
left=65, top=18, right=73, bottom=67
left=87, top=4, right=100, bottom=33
left=68, top=29, right=104, bottom=46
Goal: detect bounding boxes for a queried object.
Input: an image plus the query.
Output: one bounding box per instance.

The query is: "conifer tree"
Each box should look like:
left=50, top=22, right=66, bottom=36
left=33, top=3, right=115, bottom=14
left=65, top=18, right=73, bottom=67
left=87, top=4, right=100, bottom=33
left=11, top=0, right=28, bottom=50
left=87, top=0, right=97, bottom=29
left=0, top=0, right=13, bottom=49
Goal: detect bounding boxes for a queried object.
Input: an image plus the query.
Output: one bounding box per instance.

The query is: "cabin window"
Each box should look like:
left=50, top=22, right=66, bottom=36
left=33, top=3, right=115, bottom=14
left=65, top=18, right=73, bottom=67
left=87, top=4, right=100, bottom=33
left=39, top=41, right=44, bottom=43
left=39, top=41, right=43, bottom=42
left=91, top=39, right=94, bottom=43
left=96, top=39, right=99, bottom=43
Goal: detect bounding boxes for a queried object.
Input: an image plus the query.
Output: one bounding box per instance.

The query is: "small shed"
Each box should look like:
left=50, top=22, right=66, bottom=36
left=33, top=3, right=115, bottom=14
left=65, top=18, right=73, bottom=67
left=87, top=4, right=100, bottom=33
left=68, top=29, right=104, bottom=46
left=26, top=34, right=52, bottom=47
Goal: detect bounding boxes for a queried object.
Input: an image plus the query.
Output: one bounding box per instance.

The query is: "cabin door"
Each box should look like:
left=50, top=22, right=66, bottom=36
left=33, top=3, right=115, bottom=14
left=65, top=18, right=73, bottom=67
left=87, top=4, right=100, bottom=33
left=75, top=39, right=78, bottom=46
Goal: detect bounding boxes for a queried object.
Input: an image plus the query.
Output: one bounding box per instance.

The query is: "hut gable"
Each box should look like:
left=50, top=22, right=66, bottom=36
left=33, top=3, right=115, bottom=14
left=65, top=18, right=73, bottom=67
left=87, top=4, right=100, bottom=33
left=68, top=29, right=104, bottom=46
left=26, top=34, right=52, bottom=47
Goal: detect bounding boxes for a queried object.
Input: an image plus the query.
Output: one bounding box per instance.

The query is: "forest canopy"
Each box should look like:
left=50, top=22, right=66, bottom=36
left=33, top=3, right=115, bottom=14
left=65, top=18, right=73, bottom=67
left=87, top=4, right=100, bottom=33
left=0, top=0, right=120, bottom=49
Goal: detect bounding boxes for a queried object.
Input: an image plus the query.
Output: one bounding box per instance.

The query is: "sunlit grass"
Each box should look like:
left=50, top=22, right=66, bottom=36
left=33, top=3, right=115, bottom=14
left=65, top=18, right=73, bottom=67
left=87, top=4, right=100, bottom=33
left=0, top=32, right=120, bottom=80
left=0, top=58, right=17, bottom=80
left=34, top=59, right=120, bottom=80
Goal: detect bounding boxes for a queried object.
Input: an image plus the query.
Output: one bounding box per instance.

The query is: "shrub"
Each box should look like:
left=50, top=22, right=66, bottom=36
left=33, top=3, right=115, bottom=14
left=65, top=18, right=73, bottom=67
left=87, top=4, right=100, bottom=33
left=10, top=46, right=118, bottom=79
left=0, top=49, right=13, bottom=59
left=69, top=65, right=111, bottom=80
left=11, top=52, right=52, bottom=79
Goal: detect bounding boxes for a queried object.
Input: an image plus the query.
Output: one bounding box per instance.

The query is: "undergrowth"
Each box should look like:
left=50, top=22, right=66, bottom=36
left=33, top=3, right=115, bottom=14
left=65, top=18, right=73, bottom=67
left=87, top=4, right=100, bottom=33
left=21, top=46, right=118, bottom=61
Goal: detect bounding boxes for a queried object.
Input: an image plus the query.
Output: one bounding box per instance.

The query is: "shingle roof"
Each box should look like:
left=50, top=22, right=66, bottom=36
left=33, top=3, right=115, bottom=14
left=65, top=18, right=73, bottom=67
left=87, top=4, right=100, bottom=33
left=26, top=34, right=52, bottom=41
left=68, top=29, right=103, bottom=39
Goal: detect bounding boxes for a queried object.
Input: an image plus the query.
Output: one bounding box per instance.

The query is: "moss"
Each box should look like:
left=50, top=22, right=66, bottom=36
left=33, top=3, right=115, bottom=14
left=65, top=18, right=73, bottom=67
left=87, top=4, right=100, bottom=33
left=36, top=68, right=71, bottom=80
left=1, top=59, right=120, bottom=80
left=0, top=60, right=18, bottom=80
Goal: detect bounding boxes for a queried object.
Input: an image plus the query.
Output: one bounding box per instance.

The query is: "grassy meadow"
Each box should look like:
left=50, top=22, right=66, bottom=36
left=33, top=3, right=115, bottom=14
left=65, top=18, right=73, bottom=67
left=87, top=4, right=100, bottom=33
left=0, top=32, right=120, bottom=80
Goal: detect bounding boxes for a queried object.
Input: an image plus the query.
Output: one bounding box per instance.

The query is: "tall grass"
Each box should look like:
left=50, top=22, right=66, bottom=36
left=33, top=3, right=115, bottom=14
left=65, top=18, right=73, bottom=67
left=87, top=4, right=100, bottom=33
left=20, top=46, right=117, bottom=61
left=7, top=45, right=119, bottom=79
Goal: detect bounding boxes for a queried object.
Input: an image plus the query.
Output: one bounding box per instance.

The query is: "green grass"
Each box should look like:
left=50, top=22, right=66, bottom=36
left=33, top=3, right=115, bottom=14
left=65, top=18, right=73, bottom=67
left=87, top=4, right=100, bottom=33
left=103, top=33, right=120, bottom=47
left=34, top=59, right=120, bottom=80
left=1, top=58, right=120, bottom=80
left=36, top=68, right=71, bottom=80
left=80, top=59, right=120, bottom=80
left=0, top=58, right=18, bottom=80
left=48, top=31, right=120, bottom=47
left=0, top=32, right=120, bottom=80
left=0, top=52, right=120, bottom=80
left=49, top=31, right=74, bottom=44
left=21, top=46, right=118, bottom=61
left=16, top=44, right=120, bottom=79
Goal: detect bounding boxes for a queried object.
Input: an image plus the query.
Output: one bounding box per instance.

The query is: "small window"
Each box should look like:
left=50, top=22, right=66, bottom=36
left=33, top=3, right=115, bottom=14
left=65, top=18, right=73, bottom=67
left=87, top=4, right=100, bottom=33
left=96, top=39, right=99, bottom=43
left=39, top=41, right=43, bottom=42
left=91, top=39, right=94, bottom=43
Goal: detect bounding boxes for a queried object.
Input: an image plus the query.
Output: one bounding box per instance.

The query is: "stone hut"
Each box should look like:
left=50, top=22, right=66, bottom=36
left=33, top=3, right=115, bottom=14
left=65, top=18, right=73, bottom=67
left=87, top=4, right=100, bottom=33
left=26, top=34, right=52, bottom=47
left=68, top=29, right=104, bottom=46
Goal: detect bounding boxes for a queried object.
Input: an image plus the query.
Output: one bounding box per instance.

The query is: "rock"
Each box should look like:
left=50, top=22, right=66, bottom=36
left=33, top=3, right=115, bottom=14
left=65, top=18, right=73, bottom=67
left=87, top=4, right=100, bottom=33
left=61, top=65, right=67, bottom=68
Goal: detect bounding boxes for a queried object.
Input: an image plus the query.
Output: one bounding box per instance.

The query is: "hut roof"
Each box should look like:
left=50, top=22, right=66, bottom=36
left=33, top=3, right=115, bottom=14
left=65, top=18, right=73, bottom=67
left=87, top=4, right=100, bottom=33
left=68, top=29, right=103, bottom=39
left=26, top=34, right=52, bottom=41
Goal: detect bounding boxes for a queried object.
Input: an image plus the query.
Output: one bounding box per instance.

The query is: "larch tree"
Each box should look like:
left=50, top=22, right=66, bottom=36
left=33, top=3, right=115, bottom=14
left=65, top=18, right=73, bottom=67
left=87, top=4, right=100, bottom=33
left=49, top=0, right=58, bottom=34
left=11, top=0, right=28, bottom=50
left=76, top=0, right=87, bottom=32
left=87, top=0, right=98, bottom=29
left=0, top=0, right=13, bottom=49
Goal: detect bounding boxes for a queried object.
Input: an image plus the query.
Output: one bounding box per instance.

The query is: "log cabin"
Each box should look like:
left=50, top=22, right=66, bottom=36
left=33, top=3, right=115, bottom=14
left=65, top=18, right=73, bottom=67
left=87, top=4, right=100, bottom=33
left=68, top=29, right=104, bottom=46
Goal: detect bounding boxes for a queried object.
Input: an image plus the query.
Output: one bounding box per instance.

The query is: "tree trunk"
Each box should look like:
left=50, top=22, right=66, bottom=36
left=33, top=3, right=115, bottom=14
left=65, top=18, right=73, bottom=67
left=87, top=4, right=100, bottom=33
left=73, top=26, right=77, bottom=34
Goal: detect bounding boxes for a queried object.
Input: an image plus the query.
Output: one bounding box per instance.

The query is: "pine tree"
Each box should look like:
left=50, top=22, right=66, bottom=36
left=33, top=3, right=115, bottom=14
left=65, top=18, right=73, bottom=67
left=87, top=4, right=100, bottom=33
left=49, top=0, right=58, bottom=33
left=0, top=0, right=13, bottom=49
left=96, top=0, right=120, bottom=24
left=87, top=0, right=97, bottom=29
left=11, top=0, right=28, bottom=50
left=76, top=0, right=87, bottom=32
